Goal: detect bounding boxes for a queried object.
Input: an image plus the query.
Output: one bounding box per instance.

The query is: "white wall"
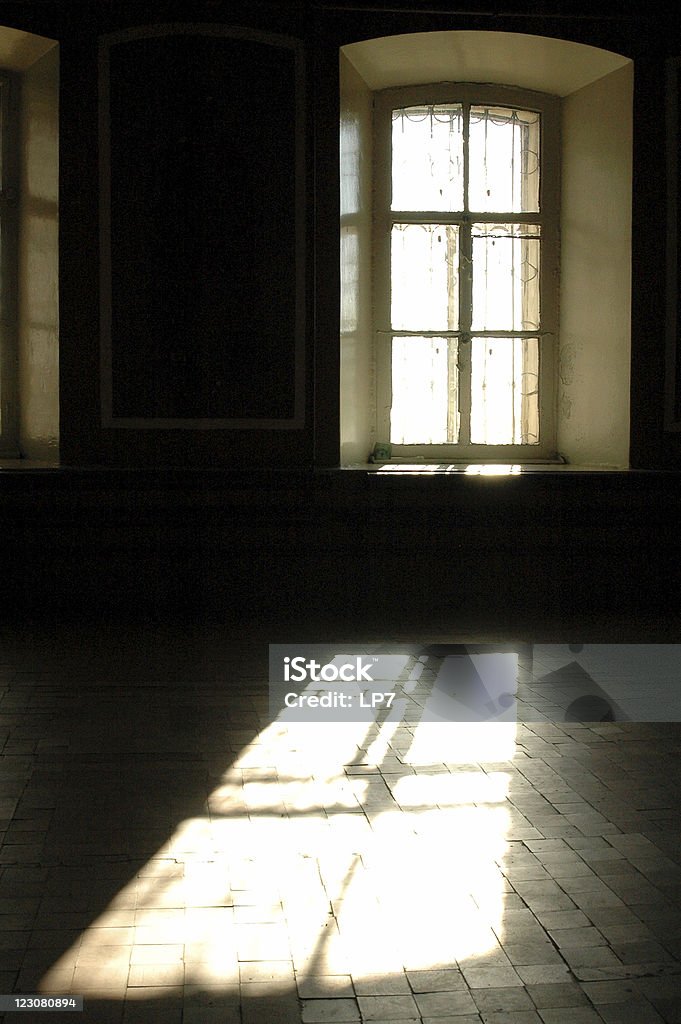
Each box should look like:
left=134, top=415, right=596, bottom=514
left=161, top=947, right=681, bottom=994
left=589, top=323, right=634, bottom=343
left=18, top=44, right=59, bottom=461
left=559, top=63, right=633, bottom=467
left=340, top=53, right=374, bottom=465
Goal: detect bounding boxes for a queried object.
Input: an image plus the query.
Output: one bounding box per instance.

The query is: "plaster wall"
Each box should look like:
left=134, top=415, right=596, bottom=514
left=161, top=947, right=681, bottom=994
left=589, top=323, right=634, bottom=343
left=558, top=63, right=633, bottom=466
left=18, top=43, right=59, bottom=460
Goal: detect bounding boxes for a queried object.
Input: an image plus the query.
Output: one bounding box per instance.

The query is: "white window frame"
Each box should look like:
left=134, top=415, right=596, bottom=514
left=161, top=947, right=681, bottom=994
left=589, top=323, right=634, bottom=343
left=373, top=83, right=560, bottom=462
left=0, top=71, right=18, bottom=457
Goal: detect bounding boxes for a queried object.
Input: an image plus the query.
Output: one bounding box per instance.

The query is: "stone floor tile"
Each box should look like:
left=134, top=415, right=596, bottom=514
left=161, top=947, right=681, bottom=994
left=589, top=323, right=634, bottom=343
left=301, top=997, right=361, bottom=1021
left=71, top=965, right=129, bottom=995
left=479, top=1013, right=543, bottom=1024
left=611, top=941, right=674, bottom=964
left=536, top=1007, right=604, bottom=1023
left=352, top=973, right=411, bottom=995
left=640, top=997, right=681, bottom=1024
left=129, top=944, right=184, bottom=965
left=515, top=966, right=572, bottom=985
left=414, top=989, right=479, bottom=1016
left=597, top=1001, right=667, bottom=1023
left=62, top=998, right=126, bottom=1023
left=240, top=961, right=295, bottom=984
left=297, top=974, right=354, bottom=997
left=183, top=984, right=241, bottom=1004
left=535, top=911, right=591, bottom=931
left=526, top=984, right=588, bottom=1008
left=356, top=994, right=421, bottom=1019
left=557, top=875, right=614, bottom=895
left=421, top=1018, right=481, bottom=1024
left=406, top=969, right=467, bottom=993
left=549, top=927, right=606, bottom=948
left=127, top=963, right=184, bottom=987
left=461, top=965, right=524, bottom=988
left=580, top=979, right=640, bottom=1004
left=570, top=891, right=627, bottom=911
left=502, top=943, right=565, bottom=965
left=236, top=924, right=291, bottom=961
left=560, top=947, right=622, bottom=969
left=522, top=893, right=577, bottom=913
left=240, top=993, right=305, bottom=1024
left=182, top=1005, right=242, bottom=1024
left=472, top=987, right=535, bottom=1012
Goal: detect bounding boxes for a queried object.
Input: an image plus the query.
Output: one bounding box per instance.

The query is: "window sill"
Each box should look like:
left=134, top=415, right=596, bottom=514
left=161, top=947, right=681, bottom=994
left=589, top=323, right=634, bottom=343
left=0, top=460, right=637, bottom=477
left=0, top=458, right=60, bottom=470
left=338, top=462, right=630, bottom=474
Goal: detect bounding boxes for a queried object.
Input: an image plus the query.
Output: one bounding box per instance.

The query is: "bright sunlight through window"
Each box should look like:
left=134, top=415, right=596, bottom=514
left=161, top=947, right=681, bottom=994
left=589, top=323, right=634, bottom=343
left=375, top=86, right=559, bottom=459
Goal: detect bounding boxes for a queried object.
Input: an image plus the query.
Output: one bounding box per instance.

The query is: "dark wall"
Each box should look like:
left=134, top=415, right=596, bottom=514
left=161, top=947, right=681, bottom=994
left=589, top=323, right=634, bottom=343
left=1, top=0, right=679, bottom=468
left=3, top=467, right=680, bottom=637
left=105, top=32, right=299, bottom=424
left=2, top=0, right=681, bottom=635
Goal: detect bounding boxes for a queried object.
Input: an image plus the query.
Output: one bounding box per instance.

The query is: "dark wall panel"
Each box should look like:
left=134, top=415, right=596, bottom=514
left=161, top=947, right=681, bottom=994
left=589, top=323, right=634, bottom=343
left=100, top=26, right=303, bottom=429
left=3, top=469, right=681, bottom=636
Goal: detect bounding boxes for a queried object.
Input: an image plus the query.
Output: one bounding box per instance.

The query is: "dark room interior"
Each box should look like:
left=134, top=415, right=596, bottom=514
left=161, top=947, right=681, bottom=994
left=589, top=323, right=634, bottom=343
left=1, top=0, right=681, bottom=1021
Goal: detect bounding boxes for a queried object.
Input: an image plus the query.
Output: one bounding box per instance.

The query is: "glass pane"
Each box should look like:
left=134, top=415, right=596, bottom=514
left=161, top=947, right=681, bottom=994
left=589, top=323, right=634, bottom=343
left=468, top=106, right=540, bottom=213
left=391, top=224, right=459, bottom=331
left=472, top=223, right=540, bottom=331
left=392, top=105, right=464, bottom=212
left=391, top=336, right=457, bottom=443
left=470, top=337, right=539, bottom=445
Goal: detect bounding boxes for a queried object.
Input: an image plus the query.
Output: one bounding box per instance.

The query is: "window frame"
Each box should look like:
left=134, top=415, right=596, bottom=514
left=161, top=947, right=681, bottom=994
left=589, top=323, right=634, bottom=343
left=373, top=82, right=561, bottom=462
left=0, top=70, right=19, bottom=457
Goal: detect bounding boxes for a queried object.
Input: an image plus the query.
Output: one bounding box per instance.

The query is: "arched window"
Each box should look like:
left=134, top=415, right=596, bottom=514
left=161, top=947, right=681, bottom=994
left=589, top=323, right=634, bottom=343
left=340, top=31, right=633, bottom=468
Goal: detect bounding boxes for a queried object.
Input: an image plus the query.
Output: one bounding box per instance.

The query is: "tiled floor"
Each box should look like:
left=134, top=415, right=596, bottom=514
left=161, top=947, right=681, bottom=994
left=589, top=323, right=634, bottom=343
left=1, top=622, right=680, bottom=1023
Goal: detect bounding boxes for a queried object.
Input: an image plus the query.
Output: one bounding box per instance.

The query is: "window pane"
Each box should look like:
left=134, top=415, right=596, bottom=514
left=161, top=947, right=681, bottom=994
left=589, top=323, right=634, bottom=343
left=391, top=336, right=457, bottom=443
left=470, top=337, right=539, bottom=445
left=472, top=223, right=540, bottom=331
left=391, top=224, right=459, bottom=331
left=468, top=106, right=540, bottom=213
left=392, top=105, right=464, bottom=212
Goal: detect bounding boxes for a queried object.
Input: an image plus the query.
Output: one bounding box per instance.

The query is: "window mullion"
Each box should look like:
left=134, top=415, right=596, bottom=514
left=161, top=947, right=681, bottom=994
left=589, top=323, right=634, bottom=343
left=458, top=99, right=472, bottom=447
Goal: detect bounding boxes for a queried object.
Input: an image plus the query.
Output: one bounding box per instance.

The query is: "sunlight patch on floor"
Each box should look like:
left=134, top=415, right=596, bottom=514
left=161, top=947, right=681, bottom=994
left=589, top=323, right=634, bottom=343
left=39, top=713, right=516, bottom=995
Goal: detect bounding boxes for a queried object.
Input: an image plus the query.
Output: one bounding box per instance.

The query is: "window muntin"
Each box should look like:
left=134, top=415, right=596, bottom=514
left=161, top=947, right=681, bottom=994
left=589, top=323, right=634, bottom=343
left=375, top=85, right=559, bottom=458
